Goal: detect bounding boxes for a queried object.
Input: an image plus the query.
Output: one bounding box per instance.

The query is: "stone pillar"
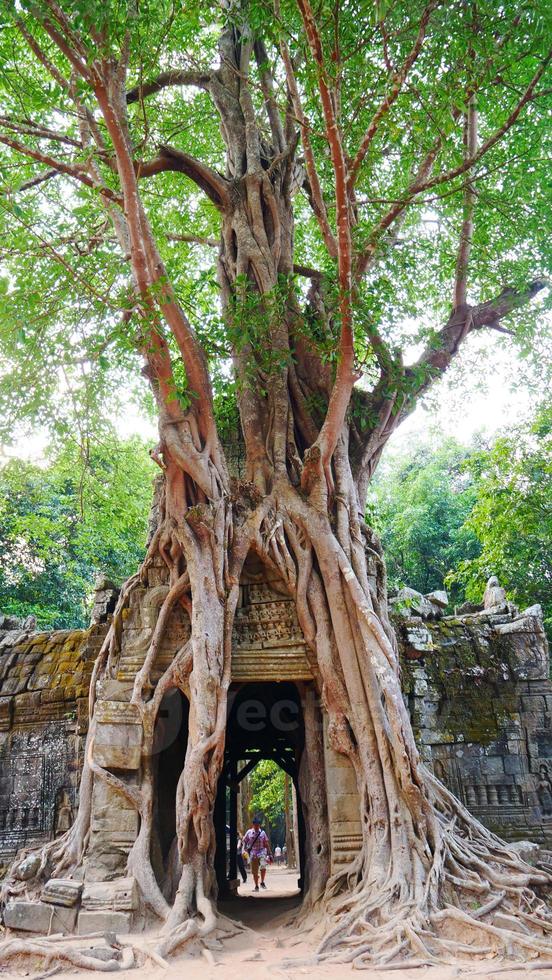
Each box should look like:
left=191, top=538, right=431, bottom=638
left=323, top=715, right=362, bottom=872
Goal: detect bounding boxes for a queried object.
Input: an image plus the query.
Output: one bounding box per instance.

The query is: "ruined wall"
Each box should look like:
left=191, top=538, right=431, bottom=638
left=0, top=620, right=108, bottom=875
left=399, top=602, right=552, bottom=846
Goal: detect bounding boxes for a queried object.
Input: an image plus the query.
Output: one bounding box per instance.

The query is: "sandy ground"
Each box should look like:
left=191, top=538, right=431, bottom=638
left=3, top=868, right=552, bottom=980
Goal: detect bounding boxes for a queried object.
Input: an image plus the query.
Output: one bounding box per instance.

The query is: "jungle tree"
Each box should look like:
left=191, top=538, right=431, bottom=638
left=0, top=0, right=551, bottom=969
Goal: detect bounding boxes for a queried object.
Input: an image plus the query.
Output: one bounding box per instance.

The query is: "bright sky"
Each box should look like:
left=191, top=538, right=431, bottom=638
left=383, top=334, right=536, bottom=460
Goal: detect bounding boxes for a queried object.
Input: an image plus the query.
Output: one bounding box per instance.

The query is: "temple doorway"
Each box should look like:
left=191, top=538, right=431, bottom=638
left=153, top=689, right=190, bottom=865
left=214, top=681, right=307, bottom=903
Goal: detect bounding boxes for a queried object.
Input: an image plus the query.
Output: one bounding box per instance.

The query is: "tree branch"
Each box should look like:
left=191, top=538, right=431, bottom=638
left=353, top=278, right=547, bottom=502
left=137, top=144, right=229, bottom=209
left=0, top=133, right=121, bottom=203
left=453, top=92, right=478, bottom=310
left=405, top=278, right=547, bottom=405
left=167, top=232, right=219, bottom=247
left=295, top=0, right=360, bottom=477
left=16, top=168, right=60, bottom=192
left=126, top=69, right=211, bottom=104
left=410, top=49, right=552, bottom=197
left=253, top=39, right=287, bottom=154
left=0, top=115, right=82, bottom=148
left=354, top=50, right=552, bottom=281
left=39, top=2, right=94, bottom=83
left=277, top=4, right=338, bottom=258
left=348, top=0, right=439, bottom=190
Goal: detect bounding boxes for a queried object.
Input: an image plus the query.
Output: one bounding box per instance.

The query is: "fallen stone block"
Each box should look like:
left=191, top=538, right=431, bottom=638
left=42, top=878, right=83, bottom=907
left=425, top=590, right=448, bottom=608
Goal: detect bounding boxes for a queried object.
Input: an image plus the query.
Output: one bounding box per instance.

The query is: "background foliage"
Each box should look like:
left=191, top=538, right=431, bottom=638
left=0, top=435, right=155, bottom=628
left=2, top=407, right=549, bottom=636
left=248, top=759, right=285, bottom=843
left=368, top=404, right=552, bottom=632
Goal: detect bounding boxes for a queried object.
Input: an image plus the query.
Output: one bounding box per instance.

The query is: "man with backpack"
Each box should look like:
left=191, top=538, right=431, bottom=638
left=242, top=815, right=272, bottom=892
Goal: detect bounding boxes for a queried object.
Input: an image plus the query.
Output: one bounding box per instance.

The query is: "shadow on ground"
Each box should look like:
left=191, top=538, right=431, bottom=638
left=218, top=867, right=302, bottom=930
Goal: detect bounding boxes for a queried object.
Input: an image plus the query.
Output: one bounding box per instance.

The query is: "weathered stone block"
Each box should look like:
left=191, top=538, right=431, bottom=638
left=504, top=756, right=524, bottom=775
left=0, top=698, right=13, bottom=732
left=330, top=792, right=361, bottom=823
left=77, top=910, right=132, bottom=935
left=93, top=722, right=142, bottom=769
left=96, top=678, right=134, bottom=702
left=42, top=878, right=83, bottom=907
left=4, top=900, right=77, bottom=934
left=480, top=756, right=505, bottom=776
left=325, top=766, right=358, bottom=796
left=82, top=876, right=138, bottom=911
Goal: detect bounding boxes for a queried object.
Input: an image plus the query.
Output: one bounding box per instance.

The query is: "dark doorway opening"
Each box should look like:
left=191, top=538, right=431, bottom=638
left=214, top=681, right=306, bottom=903
left=153, top=689, right=190, bottom=862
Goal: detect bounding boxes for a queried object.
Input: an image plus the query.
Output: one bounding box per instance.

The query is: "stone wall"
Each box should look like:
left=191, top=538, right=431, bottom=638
left=0, top=619, right=108, bottom=875
left=399, top=601, right=552, bottom=846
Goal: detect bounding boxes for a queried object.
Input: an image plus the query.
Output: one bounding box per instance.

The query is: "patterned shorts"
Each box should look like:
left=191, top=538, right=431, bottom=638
left=251, top=853, right=268, bottom=873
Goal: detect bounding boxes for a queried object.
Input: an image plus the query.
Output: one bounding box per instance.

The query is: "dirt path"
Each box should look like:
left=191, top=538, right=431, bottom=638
left=3, top=869, right=552, bottom=979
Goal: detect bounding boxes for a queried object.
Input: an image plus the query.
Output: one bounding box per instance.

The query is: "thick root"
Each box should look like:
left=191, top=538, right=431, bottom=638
left=0, top=937, right=135, bottom=973
left=305, top=771, right=552, bottom=969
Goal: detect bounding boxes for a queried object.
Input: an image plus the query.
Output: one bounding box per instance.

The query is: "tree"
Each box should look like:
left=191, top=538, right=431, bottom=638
left=453, top=405, right=552, bottom=633
left=0, top=0, right=551, bottom=969
left=249, top=759, right=285, bottom=828
left=0, top=436, right=155, bottom=628
left=368, top=437, right=480, bottom=599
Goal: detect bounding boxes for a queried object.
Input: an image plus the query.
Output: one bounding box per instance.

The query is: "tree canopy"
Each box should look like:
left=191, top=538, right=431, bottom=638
left=0, top=0, right=549, bottom=482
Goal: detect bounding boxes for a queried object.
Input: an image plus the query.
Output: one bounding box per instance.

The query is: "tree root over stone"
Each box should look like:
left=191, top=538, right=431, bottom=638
left=286, top=771, right=552, bottom=971
left=0, top=937, right=136, bottom=973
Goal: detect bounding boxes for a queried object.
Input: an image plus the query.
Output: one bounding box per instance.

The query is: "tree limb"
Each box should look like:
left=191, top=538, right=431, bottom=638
left=0, top=133, right=121, bottom=203
left=0, top=115, right=82, bottom=148
left=348, top=0, right=439, bottom=190
left=453, top=92, right=478, bottom=310
left=277, top=4, right=338, bottom=259
left=354, top=50, right=552, bottom=280
left=295, top=0, right=359, bottom=476
left=411, top=49, right=552, bottom=197
left=137, top=144, right=229, bottom=209
left=126, top=69, right=212, bottom=104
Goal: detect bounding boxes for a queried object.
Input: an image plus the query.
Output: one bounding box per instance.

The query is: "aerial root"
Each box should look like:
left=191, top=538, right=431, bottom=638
left=490, top=964, right=552, bottom=974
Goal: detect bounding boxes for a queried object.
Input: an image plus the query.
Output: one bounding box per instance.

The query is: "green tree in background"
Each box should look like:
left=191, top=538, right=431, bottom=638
left=249, top=760, right=285, bottom=828
left=453, top=406, right=552, bottom=633
left=0, top=436, right=155, bottom=629
left=368, top=438, right=480, bottom=600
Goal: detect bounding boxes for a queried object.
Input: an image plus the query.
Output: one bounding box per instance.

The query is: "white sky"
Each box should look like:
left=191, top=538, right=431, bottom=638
left=382, top=334, right=537, bottom=460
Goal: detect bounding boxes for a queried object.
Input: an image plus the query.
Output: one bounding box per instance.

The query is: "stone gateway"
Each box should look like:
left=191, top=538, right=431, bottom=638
left=1, top=571, right=552, bottom=936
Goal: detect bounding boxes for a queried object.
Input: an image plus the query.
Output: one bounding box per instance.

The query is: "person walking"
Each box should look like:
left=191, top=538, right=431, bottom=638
left=237, top=834, right=247, bottom=884
left=274, top=845, right=282, bottom=866
left=242, top=815, right=272, bottom=892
